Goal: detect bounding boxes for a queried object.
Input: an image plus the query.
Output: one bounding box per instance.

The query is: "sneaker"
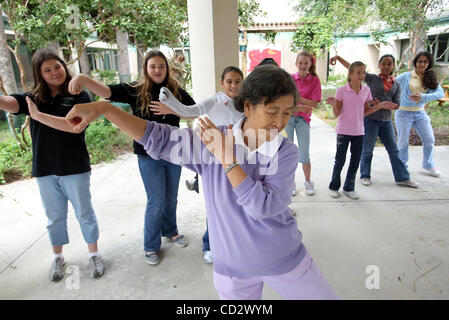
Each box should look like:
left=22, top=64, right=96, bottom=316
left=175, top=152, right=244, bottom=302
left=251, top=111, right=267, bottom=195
left=304, top=181, right=315, bottom=195
left=425, top=168, right=441, bottom=177
left=343, top=190, right=359, bottom=200
left=49, top=257, right=65, bottom=282
left=167, top=234, right=188, bottom=247
left=145, top=252, right=160, bottom=266
left=396, top=179, right=419, bottom=188
left=289, top=207, right=297, bottom=217
left=89, top=255, right=105, bottom=278
left=292, top=182, right=297, bottom=196
left=203, top=250, right=213, bottom=264
left=185, top=177, right=196, bottom=191
left=329, top=189, right=340, bottom=198
left=361, top=178, right=371, bottom=186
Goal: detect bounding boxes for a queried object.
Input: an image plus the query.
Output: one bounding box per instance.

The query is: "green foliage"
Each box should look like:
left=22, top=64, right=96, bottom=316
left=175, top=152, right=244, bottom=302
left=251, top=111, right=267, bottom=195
left=239, top=0, right=266, bottom=28
left=291, top=17, right=334, bottom=56
left=263, top=32, right=277, bottom=45
left=92, top=69, right=118, bottom=85
left=0, top=130, right=32, bottom=184
left=84, top=119, right=133, bottom=164
left=0, top=119, right=132, bottom=184
left=291, top=0, right=371, bottom=55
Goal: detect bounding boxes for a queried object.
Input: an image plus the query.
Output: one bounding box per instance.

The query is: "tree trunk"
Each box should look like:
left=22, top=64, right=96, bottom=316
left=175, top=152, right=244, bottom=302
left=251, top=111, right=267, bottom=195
left=79, top=43, right=91, bottom=74
left=116, top=27, right=131, bottom=83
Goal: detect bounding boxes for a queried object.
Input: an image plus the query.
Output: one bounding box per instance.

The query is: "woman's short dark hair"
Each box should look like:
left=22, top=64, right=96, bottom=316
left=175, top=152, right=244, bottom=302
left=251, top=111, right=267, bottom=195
left=233, top=65, right=299, bottom=112
left=221, top=66, right=243, bottom=81
left=413, top=51, right=438, bottom=90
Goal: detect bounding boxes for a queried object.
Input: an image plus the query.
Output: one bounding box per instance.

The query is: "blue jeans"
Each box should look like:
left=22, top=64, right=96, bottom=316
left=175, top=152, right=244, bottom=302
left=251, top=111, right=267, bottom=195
left=138, top=154, right=182, bottom=252
left=36, top=172, right=99, bottom=246
left=202, top=224, right=210, bottom=252
left=395, top=110, right=435, bottom=170
left=360, top=118, right=410, bottom=182
left=329, top=134, right=364, bottom=192
left=285, top=116, right=311, bottom=164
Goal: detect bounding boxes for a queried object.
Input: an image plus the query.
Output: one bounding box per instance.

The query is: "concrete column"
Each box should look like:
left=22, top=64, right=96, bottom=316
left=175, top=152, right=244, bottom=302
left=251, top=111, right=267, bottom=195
left=187, top=0, right=239, bottom=101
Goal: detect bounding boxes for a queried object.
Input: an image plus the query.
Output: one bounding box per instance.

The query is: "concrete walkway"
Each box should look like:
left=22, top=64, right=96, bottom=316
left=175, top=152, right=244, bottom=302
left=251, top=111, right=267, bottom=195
left=1, top=115, right=448, bottom=300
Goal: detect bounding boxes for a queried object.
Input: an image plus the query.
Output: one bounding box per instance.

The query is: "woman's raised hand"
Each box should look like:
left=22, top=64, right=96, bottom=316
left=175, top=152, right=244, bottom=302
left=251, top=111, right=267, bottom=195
left=68, top=74, right=86, bottom=95
left=196, top=117, right=235, bottom=165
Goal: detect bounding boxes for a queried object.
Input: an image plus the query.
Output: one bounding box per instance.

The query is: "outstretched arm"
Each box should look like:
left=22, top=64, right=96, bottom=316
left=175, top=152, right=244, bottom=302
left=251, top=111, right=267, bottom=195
left=158, top=87, right=216, bottom=117
left=68, top=74, right=112, bottom=99
left=66, top=101, right=147, bottom=140
left=26, top=97, right=76, bottom=133
left=0, top=96, right=20, bottom=113
left=329, top=55, right=350, bottom=69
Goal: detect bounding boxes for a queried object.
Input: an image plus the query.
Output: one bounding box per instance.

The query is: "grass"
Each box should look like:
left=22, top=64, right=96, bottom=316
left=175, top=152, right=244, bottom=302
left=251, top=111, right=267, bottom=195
left=0, top=119, right=133, bottom=184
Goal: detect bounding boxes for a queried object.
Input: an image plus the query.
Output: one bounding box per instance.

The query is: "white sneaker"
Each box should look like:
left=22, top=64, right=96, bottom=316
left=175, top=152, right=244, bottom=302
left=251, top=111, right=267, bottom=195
left=396, top=179, right=419, bottom=188
left=203, top=250, right=213, bottom=264
left=361, top=178, right=371, bottom=186
left=304, top=181, right=315, bottom=196
left=425, top=168, right=441, bottom=177
left=343, top=190, right=359, bottom=200
left=292, top=182, right=297, bottom=196
left=329, top=189, right=340, bottom=198
left=289, top=207, right=297, bottom=217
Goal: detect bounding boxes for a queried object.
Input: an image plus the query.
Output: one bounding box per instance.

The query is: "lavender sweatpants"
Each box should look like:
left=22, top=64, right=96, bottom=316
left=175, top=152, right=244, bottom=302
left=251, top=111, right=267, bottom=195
left=213, top=250, right=340, bottom=300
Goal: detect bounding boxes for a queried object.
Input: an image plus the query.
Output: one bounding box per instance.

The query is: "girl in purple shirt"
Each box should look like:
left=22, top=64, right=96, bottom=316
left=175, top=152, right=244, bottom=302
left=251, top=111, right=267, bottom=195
left=65, top=65, right=339, bottom=300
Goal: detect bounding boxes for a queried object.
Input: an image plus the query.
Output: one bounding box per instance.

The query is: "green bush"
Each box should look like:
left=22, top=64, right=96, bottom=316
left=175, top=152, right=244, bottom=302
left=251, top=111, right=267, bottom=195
left=0, top=119, right=133, bottom=184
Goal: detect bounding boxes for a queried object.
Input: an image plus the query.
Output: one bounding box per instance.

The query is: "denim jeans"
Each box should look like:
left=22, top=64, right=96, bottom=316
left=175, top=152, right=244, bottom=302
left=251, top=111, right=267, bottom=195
left=285, top=116, right=311, bottom=164
left=395, top=109, right=435, bottom=170
left=202, top=224, right=210, bottom=252
left=138, top=154, right=182, bottom=252
left=36, top=172, right=99, bottom=246
left=360, top=118, right=410, bottom=182
left=329, top=134, right=364, bottom=192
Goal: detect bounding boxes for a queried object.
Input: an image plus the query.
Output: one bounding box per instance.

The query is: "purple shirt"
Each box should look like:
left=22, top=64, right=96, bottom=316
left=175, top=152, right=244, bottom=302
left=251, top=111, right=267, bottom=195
left=291, top=73, right=322, bottom=123
left=335, top=83, right=372, bottom=136
left=138, top=118, right=306, bottom=277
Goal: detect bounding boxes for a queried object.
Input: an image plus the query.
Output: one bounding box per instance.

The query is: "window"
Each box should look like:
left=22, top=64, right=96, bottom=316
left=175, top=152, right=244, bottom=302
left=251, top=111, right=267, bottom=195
left=86, top=48, right=118, bottom=71
left=428, top=33, right=449, bottom=63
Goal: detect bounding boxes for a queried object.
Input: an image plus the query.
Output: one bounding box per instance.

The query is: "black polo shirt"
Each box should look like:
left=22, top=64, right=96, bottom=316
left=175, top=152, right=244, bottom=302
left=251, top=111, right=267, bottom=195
left=11, top=91, right=91, bottom=177
left=107, top=82, right=195, bottom=155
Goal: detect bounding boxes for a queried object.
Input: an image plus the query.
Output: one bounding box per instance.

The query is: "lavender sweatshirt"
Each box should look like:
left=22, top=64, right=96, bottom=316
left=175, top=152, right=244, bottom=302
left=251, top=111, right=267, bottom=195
left=138, top=119, right=306, bottom=277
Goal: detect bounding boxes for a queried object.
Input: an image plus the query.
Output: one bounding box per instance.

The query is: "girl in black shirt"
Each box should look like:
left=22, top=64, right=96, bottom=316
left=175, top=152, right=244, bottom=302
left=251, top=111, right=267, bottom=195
left=0, top=49, right=104, bottom=281
left=69, top=50, right=194, bottom=265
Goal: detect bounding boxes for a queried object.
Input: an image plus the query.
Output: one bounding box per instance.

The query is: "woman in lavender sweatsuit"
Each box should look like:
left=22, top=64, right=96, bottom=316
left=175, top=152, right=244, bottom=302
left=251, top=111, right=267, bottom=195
left=64, top=65, right=339, bottom=300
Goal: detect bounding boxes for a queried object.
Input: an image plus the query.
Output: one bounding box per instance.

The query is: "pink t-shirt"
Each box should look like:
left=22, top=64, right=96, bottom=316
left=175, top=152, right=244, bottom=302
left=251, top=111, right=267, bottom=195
left=335, top=83, right=372, bottom=136
left=291, top=73, right=322, bottom=124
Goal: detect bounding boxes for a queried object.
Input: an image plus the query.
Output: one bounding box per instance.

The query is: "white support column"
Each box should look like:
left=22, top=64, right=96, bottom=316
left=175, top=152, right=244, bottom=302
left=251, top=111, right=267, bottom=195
left=187, top=0, right=239, bottom=101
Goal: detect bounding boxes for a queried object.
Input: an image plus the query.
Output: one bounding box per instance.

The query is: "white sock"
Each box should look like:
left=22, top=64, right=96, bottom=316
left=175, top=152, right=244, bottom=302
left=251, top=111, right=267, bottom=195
left=89, top=251, right=100, bottom=259
left=53, top=253, right=64, bottom=260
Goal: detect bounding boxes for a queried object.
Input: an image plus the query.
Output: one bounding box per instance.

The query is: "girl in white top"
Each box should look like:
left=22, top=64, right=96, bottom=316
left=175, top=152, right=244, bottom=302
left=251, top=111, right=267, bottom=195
left=152, top=66, right=244, bottom=126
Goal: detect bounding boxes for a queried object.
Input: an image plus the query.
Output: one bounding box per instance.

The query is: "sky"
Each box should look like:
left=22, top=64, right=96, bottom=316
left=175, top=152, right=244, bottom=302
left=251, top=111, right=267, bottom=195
left=253, top=0, right=298, bottom=23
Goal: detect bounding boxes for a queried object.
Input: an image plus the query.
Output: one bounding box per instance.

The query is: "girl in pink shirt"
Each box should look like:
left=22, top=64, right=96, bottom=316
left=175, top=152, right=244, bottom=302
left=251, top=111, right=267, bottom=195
left=285, top=51, right=321, bottom=197
left=327, top=62, right=395, bottom=200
